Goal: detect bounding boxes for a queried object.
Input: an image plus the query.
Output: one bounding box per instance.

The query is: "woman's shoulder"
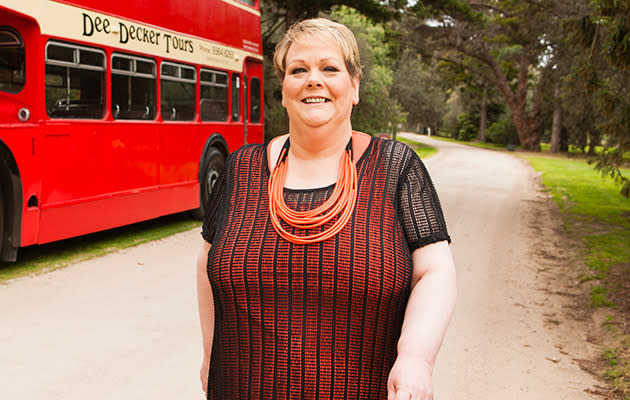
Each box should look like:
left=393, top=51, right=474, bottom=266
left=366, top=134, right=418, bottom=170
left=225, top=142, right=266, bottom=164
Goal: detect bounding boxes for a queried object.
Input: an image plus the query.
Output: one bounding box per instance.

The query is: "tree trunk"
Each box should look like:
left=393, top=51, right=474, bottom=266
left=487, top=51, right=542, bottom=151
left=550, top=84, right=563, bottom=153
left=588, top=131, right=601, bottom=155
left=478, top=82, right=488, bottom=142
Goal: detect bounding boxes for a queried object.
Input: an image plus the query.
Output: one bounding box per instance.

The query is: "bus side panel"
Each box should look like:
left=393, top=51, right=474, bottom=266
left=158, top=122, right=244, bottom=216
left=38, top=120, right=160, bottom=244
left=62, top=0, right=263, bottom=56
left=158, top=121, right=202, bottom=215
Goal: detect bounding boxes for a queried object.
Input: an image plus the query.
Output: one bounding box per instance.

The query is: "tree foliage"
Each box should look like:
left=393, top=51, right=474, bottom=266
left=258, top=0, right=629, bottom=195
left=574, top=0, right=630, bottom=197
left=391, top=51, right=447, bottom=133
left=401, top=0, right=597, bottom=151
left=332, top=6, right=407, bottom=134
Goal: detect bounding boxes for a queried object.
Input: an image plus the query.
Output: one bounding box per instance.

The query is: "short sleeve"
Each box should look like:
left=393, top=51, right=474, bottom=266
left=398, top=148, right=451, bottom=251
left=201, top=164, right=227, bottom=244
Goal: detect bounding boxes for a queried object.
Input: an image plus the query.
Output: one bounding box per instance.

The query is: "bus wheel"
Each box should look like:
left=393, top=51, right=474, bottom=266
left=193, top=148, right=225, bottom=219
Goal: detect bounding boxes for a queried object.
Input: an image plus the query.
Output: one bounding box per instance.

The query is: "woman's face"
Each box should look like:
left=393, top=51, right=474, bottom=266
left=281, top=35, right=359, bottom=132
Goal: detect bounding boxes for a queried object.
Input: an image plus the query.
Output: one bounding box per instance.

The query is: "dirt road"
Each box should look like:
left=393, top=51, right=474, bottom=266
left=0, top=134, right=602, bottom=399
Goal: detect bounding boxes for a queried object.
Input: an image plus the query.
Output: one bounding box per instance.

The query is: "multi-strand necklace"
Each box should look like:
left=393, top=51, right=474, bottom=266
left=268, top=136, right=358, bottom=244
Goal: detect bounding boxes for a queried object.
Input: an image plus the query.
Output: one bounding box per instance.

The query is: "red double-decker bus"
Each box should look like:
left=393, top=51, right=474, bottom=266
left=0, top=0, right=264, bottom=261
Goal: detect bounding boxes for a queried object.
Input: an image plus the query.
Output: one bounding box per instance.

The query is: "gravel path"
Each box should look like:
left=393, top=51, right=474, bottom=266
left=0, top=133, right=601, bottom=399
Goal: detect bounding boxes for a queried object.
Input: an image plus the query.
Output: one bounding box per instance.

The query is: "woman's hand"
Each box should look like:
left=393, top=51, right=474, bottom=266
left=197, top=240, right=214, bottom=396
left=387, top=355, right=434, bottom=400
left=200, top=353, right=210, bottom=394
left=388, top=241, right=455, bottom=400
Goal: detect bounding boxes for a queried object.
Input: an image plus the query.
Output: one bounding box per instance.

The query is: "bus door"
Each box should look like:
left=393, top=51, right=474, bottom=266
left=244, top=59, right=263, bottom=144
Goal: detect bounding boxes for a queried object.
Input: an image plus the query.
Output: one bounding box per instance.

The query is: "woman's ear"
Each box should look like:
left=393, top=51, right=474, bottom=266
left=352, top=77, right=360, bottom=105
left=281, top=83, right=287, bottom=108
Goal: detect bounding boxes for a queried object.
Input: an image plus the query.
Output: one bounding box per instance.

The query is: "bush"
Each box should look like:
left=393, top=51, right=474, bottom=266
left=486, top=116, right=520, bottom=145
left=454, top=113, right=479, bottom=141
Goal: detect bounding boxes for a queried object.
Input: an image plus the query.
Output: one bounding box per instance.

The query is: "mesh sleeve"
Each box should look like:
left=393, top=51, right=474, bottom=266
left=201, top=163, right=227, bottom=244
left=398, top=147, right=451, bottom=251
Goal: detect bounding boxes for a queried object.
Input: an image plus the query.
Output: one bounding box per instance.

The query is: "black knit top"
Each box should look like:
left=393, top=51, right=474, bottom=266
left=201, top=136, right=450, bottom=399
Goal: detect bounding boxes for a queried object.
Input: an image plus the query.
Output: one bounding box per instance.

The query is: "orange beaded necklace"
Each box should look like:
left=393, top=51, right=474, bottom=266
left=268, top=131, right=370, bottom=244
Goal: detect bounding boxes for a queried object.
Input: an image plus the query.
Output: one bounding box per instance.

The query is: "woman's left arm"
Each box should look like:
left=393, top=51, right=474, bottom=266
left=387, top=240, right=457, bottom=400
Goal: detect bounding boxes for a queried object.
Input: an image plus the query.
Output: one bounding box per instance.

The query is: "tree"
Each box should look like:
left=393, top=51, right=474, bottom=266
left=390, top=51, right=446, bottom=134
left=261, top=0, right=404, bottom=54
left=575, top=0, right=630, bottom=197
left=405, top=0, right=583, bottom=151
left=332, top=6, right=407, bottom=134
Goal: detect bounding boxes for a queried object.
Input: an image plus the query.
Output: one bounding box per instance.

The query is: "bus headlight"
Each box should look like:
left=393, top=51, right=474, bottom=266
left=18, top=107, right=30, bottom=122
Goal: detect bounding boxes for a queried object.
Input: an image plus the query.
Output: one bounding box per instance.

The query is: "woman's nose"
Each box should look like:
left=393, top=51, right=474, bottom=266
left=306, top=71, right=324, bottom=88
left=307, top=80, right=323, bottom=88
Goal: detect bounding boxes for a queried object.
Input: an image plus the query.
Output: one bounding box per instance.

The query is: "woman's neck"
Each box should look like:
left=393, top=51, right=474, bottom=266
left=276, top=123, right=353, bottom=190
left=288, top=123, right=353, bottom=162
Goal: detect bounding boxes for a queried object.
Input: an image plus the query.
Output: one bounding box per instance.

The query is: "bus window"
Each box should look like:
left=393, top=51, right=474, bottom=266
left=250, top=77, right=261, bottom=123
left=0, top=30, right=25, bottom=94
left=200, top=69, right=228, bottom=121
left=45, top=42, right=105, bottom=119
left=160, top=62, right=196, bottom=121
left=231, top=73, right=240, bottom=121
left=111, top=54, right=156, bottom=120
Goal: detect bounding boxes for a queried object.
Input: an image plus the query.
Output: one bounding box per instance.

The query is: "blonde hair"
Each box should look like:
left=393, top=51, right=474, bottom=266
left=273, top=18, right=362, bottom=81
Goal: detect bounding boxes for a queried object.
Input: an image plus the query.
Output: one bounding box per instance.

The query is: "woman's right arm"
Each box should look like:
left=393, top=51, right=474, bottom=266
left=197, top=240, right=214, bottom=394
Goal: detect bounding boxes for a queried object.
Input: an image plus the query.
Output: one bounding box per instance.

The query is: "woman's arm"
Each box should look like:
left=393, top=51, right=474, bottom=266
left=387, top=240, right=457, bottom=400
left=197, top=240, right=214, bottom=394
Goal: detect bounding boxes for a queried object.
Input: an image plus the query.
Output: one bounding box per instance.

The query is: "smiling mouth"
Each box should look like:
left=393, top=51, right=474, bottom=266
left=302, top=97, right=330, bottom=104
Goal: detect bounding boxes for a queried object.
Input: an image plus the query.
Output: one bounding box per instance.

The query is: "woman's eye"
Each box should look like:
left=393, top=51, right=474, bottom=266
left=324, top=66, right=339, bottom=72
left=289, top=67, right=306, bottom=74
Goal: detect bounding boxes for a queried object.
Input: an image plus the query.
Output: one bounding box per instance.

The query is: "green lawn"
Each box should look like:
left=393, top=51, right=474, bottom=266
left=523, top=154, right=630, bottom=399
left=396, top=136, right=438, bottom=158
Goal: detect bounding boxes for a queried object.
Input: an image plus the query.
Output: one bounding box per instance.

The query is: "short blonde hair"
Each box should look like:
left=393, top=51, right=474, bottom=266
left=273, top=18, right=362, bottom=81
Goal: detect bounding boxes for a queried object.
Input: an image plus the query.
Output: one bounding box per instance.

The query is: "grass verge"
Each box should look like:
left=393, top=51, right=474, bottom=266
left=396, top=136, right=438, bottom=158
left=522, top=153, right=630, bottom=399
left=0, top=213, right=200, bottom=283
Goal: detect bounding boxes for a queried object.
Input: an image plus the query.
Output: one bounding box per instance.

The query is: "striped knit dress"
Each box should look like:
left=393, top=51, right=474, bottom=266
left=201, top=136, right=450, bottom=400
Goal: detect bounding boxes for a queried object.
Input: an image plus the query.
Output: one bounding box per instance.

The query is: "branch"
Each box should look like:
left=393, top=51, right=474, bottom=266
left=468, top=1, right=514, bottom=18
left=262, top=16, right=286, bottom=44
left=433, top=54, right=496, bottom=85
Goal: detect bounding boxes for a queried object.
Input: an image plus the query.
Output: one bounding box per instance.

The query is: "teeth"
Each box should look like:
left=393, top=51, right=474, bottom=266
left=303, top=97, right=328, bottom=103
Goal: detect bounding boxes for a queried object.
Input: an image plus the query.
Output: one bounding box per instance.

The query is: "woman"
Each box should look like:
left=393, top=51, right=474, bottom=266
left=197, top=18, right=456, bottom=400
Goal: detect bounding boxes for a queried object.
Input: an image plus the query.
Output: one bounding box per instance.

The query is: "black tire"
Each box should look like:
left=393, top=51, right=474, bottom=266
left=192, top=148, right=225, bottom=219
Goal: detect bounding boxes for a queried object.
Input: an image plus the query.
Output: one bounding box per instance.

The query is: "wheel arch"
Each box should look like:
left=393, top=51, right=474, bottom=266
left=198, top=133, right=229, bottom=182
left=0, top=140, right=23, bottom=262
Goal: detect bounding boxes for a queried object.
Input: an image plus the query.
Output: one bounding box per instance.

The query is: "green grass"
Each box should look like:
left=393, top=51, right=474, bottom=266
left=603, top=346, right=630, bottom=400
left=525, top=156, right=630, bottom=226
left=522, top=153, right=630, bottom=399
left=525, top=154, right=630, bottom=280
left=396, top=136, right=438, bottom=158
left=0, top=213, right=200, bottom=283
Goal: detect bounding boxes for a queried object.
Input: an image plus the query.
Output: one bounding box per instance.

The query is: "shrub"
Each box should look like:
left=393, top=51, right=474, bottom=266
left=486, top=116, right=520, bottom=145
left=454, top=113, right=479, bottom=141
